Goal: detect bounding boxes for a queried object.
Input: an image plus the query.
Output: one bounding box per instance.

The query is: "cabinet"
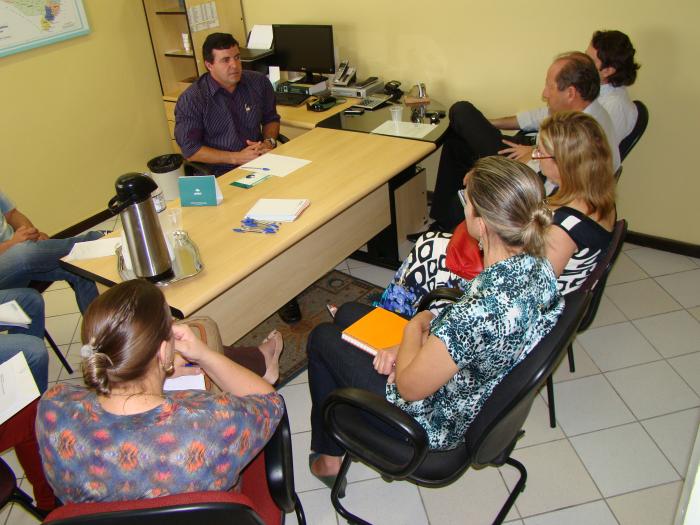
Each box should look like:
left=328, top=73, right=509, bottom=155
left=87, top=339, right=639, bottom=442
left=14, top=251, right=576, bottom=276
left=142, top=0, right=246, bottom=151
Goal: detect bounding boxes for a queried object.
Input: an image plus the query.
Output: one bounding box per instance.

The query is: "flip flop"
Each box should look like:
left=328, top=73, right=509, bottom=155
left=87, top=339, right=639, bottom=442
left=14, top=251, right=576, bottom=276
left=309, top=453, right=346, bottom=498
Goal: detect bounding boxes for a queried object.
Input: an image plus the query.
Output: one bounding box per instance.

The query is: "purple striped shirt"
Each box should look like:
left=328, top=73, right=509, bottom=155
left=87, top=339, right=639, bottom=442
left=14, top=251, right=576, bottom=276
left=174, top=71, right=280, bottom=176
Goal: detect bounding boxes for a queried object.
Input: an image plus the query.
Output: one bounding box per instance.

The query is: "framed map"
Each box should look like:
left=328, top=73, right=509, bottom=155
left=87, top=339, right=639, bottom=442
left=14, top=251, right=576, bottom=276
left=0, top=0, right=90, bottom=58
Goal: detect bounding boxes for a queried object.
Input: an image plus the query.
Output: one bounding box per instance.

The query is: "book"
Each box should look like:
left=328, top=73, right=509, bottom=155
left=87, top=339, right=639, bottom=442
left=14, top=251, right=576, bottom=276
left=0, top=300, right=31, bottom=329
left=245, top=198, right=310, bottom=222
left=341, top=307, right=408, bottom=356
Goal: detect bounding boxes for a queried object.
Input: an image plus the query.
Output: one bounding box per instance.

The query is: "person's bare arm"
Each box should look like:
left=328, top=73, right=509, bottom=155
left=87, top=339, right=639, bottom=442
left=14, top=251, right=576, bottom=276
left=545, top=225, right=578, bottom=277
left=172, top=324, right=274, bottom=396
left=489, top=116, right=520, bottom=130
left=0, top=209, right=48, bottom=254
left=186, top=144, right=263, bottom=166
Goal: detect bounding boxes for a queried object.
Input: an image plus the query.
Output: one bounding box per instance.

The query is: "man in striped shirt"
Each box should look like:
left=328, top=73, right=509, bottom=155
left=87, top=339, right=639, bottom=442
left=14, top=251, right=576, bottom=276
left=175, top=33, right=281, bottom=177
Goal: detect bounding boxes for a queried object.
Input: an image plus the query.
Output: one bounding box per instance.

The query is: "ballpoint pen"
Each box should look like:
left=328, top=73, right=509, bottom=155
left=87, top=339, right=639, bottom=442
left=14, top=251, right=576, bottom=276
left=242, top=166, right=270, bottom=171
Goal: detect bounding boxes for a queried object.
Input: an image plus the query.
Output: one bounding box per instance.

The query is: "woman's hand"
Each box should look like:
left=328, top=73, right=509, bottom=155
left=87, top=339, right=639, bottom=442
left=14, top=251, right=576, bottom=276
left=169, top=352, right=203, bottom=378
left=373, top=344, right=399, bottom=376
left=172, top=324, right=210, bottom=364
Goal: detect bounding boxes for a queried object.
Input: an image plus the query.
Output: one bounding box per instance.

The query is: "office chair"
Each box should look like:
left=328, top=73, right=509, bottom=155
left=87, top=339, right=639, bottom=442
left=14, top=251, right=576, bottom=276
left=44, top=408, right=306, bottom=525
left=619, top=100, right=649, bottom=162
left=0, top=456, right=45, bottom=521
left=322, top=289, right=590, bottom=525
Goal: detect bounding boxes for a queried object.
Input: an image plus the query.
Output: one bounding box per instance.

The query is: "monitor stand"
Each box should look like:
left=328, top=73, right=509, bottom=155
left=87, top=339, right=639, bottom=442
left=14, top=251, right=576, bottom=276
left=297, top=71, right=327, bottom=85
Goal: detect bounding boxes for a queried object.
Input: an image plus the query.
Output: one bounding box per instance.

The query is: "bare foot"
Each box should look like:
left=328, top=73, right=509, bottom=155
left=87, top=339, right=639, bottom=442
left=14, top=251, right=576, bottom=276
left=259, top=330, right=283, bottom=385
left=311, top=454, right=342, bottom=478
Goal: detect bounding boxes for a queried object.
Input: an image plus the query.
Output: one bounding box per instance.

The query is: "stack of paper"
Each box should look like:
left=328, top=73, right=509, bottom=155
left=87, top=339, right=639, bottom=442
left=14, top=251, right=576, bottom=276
left=245, top=198, right=310, bottom=222
left=239, top=154, right=311, bottom=178
left=341, top=307, right=408, bottom=356
left=0, top=300, right=31, bottom=329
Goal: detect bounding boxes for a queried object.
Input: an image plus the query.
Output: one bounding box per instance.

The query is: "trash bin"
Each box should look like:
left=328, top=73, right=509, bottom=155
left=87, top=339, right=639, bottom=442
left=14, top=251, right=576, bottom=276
left=147, top=154, right=185, bottom=201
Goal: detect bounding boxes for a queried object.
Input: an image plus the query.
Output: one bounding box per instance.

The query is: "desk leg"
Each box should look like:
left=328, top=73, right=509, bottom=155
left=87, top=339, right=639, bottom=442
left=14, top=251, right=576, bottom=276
left=351, top=165, right=426, bottom=270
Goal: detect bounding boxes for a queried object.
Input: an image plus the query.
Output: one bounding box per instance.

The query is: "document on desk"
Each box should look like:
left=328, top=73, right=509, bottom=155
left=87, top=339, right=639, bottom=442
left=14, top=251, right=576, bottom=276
left=239, top=154, right=311, bottom=178
left=0, top=352, right=40, bottom=425
left=64, top=237, right=122, bottom=261
left=371, top=121, right=435, bottom=139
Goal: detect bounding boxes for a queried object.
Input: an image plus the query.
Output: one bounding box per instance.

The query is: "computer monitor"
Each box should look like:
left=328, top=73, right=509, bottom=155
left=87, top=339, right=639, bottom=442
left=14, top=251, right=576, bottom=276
left=272, top=24, right=335, bottom=84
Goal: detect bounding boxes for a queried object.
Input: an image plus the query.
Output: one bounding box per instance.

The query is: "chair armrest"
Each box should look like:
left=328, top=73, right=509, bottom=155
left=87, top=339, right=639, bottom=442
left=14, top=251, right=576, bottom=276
left=183, top=161, right=216, bottom=177
left=263, top=407, right=298, bottom=514
left=416, top=287, right=463, bottom=312
left=323, top=388, right=429, bottom=478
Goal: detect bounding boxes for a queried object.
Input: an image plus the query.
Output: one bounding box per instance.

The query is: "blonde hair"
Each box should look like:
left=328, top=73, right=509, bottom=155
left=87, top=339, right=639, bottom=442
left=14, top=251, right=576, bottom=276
left=466, top=156, right=551, bottom=258
left=539, top=111, right=616, bottom=219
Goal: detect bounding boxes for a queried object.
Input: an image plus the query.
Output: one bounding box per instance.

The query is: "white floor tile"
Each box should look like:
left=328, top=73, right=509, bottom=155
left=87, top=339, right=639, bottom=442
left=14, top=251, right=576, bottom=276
left=633, top=310, right=700, bottom=358
left=552, top=341, right=601, bottom=383
left=45, top=281, right=70, bottom=292
left=2, top=505, right=40, bottom=525
left=287, top=488, right=338, bottom=525
left=642, top=408, right=700, bottom=477
left=606, top=279, right=682, bottom=320
left=522, top=500, right=617, bottom=525
left=689, top=306, right=700, bottom=322
left=502, top=439, right=600, bottom=517
left=656, top=269, right=700, bottom=308
left=621, top=242, right=641, bottom=252
left=340, top=477, right=429, bottom=525
left=290, top=432, right=327, bottom=493
left=286, top=369, right=308, bottom=386
left=553, top=375, right=635, bottom=436
left=420, top=466, right=519, bottom=524
left=578, top=322, right=661, bottom=372
left=44, top=313, right=81, bottom=346
left=333, top=260, right=349, bottom=274
left=43, top=287, right=79, bottom=318
left=607, top=252, right=648, bottom=285
left=570, top=423, right=679, bottom=497
left=625, top=247, right=697, bottom=277
left=279, top=382, right=312, bottom=434
left=0, top=504, right=10, bottom=525
left=1, top=448, right=24, bottom=479
left=346, top=265, right=395, bottom=288
left=515, top=395, right=565, bottom=449
left=606, top=361, right=700, bottom=419
left=669, top=352, right=700, bottom=396
left=588, top=295, right=627, bottom=328
left=607, top=481, right=683, bottom=525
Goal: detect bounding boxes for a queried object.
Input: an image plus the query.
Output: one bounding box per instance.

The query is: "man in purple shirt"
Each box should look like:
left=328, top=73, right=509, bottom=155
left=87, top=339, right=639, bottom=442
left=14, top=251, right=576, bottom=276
left=175, top=33, right=281, bottom=177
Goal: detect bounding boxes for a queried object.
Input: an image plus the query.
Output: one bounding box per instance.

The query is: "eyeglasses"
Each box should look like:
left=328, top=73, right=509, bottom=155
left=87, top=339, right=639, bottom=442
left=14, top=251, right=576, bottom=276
left=531, top=147, right=555, bottom=160
left=457, top=189, right=467, bottom=208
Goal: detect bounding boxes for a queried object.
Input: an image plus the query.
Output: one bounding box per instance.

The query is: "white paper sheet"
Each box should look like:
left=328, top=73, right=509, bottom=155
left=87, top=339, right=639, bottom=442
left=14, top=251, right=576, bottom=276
left=240, top=153, right=311, bottom=178
left=164, top=373, right=206, bottom=392
left=0, top=300, right=31, bottom=327
left=247, top=24, right=273, bottom=49
left=63, top=237, right=122, bottom=261
left=370, top=121, right=435, bottom=139
left=0, top=353, right=40, bottom=425
left=245, top=198, right=310, bottom=222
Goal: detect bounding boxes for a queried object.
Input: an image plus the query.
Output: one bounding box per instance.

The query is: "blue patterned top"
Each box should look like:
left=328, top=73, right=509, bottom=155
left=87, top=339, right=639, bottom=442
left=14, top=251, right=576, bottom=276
left=386, top=253, right=563, bottom=450
left=37, top=384, right=284, bottom=502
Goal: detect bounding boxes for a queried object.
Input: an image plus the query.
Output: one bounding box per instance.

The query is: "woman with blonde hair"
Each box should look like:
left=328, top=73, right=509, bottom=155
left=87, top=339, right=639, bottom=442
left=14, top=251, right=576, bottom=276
left=537, top=110, right=615, bottom=293
left=379, top=110, right=615, bottom=317
left=307, top=156, right=563, bottom=490
left=36, top=279, right=284, bottom=503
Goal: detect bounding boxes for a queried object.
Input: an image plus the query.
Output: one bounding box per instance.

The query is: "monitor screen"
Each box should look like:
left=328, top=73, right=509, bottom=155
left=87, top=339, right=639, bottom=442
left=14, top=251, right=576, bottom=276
left=272, top=25, right=335, bottom=82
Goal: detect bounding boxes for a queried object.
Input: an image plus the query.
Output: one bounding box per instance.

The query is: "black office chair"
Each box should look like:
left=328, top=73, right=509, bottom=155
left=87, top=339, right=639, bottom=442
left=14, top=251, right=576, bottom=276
left=0, top=457, right=45, bottom=521
left=44, top=407, right=306, bottom=525
left=322, top=290, right=590, bottom=525
left=619, top=100, right=649, bottom=162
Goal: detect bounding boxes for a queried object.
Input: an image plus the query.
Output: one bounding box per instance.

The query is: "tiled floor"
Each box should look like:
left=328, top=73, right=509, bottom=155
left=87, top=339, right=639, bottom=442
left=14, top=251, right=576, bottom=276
left=3, top=232, right=700, bottom=524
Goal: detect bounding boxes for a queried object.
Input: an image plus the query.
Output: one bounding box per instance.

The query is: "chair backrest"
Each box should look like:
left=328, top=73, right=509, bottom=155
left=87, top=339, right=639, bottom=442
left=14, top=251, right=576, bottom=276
left=577, top=219, right=628, bottom=333
left=44, top=491, right=265, bottom=525
left=465, top=289, right=591, bottom=466
left=0, top=458, right=17, bottom=509
left=263, top=408, right=302, bottom=515
left=619, top=100, right=649, bottom=161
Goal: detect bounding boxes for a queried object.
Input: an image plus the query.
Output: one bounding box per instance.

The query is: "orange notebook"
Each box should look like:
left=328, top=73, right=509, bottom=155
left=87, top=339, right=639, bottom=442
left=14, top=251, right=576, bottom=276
left=341, top=307, right=408, bottom=356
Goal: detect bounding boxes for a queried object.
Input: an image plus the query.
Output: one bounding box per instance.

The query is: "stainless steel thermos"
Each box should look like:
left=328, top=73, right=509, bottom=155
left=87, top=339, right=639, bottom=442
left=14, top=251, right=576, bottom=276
left=108, top=173, right=173, bottom=282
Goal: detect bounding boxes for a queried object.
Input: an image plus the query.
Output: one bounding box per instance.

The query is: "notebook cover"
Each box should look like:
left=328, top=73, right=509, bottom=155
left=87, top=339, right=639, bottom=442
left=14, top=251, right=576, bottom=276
left=341, top=307, right=408, bottom=356
left=179, top=176, right=219, bottom=206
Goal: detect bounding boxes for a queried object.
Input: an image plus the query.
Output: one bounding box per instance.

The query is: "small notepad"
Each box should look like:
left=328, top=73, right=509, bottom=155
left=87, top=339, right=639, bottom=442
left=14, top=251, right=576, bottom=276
left=341, top=307, right=408, bottom=356
left=245, top=198, right=310, bottom=222
left=179, top=176, right=223, bottom=206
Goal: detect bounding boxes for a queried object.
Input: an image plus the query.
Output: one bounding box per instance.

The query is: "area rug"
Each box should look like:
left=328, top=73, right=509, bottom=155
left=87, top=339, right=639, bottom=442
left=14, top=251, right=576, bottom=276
left=232, top=270, right=384, bottom=386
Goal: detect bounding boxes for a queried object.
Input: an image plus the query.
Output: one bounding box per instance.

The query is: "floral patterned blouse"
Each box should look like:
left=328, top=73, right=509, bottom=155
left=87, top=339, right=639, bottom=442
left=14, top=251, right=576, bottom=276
left=386, top=253, right=563, bottom=450
left=36, top=384, right=284, bottom=502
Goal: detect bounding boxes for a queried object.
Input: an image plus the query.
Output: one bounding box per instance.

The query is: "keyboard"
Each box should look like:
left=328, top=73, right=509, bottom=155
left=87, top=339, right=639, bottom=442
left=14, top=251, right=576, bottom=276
left=275, top=92, right=310, bottom=106
left=353, top=93, right=391, bottom=110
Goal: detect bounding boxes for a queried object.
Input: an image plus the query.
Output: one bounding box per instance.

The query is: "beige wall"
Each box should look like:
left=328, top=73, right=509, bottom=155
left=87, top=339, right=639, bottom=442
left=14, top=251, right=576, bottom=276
left=0, top=1, right=171, bottom=234
left=244, top=0, right=700, bottom=244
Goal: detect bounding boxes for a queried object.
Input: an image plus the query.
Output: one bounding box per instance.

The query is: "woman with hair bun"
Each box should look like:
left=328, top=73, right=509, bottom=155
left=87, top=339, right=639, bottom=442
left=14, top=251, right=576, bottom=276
left=306, top=156, right=563, bottom=488
left=36, top=279, right=284, bottom=503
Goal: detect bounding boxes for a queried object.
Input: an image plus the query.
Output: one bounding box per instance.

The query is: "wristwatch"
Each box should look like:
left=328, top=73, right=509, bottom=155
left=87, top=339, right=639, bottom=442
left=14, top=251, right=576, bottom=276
left=264, top=137, right=277, bottom=148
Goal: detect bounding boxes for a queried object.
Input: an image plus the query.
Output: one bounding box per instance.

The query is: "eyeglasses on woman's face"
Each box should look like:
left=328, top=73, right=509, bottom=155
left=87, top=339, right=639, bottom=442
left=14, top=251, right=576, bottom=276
left=531, top=146, right=555, bottom=161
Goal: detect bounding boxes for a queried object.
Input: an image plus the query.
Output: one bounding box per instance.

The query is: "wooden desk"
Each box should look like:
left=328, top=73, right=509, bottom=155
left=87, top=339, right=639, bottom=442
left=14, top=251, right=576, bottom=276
left=65, top=128, right=433, bottom=343
left=276, top=97, right=359, bottom=132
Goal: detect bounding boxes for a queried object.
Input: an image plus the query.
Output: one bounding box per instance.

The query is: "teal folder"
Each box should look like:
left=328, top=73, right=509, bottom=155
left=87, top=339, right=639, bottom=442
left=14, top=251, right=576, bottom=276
left=178, top=176, right=222, bottom=207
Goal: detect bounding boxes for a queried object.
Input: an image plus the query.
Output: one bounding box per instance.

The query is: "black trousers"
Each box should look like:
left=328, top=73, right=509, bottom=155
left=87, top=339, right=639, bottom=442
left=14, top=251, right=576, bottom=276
left=430, top=101, right=531, bottom=231
left=307, top=302, right=388, bottom=456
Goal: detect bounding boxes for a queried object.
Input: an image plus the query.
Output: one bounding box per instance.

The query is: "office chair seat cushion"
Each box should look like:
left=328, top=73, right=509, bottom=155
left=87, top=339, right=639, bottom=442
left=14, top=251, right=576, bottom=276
left=0, top=458, right=16, bottom=504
